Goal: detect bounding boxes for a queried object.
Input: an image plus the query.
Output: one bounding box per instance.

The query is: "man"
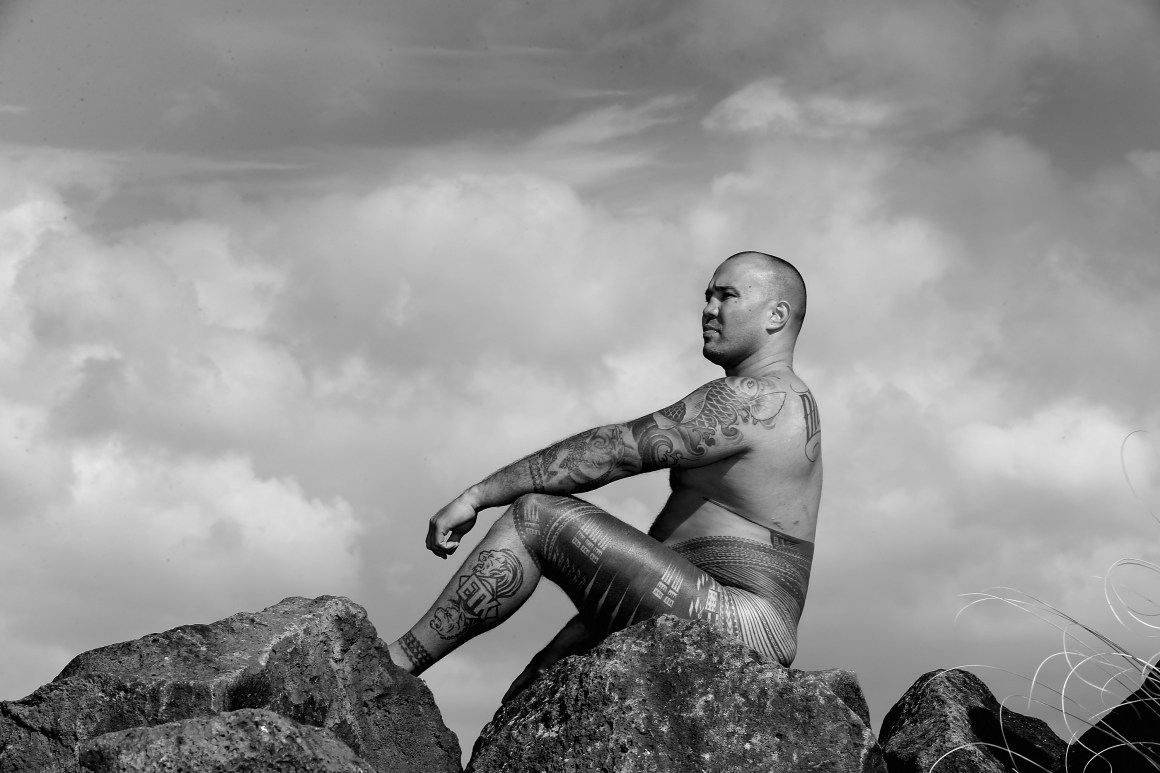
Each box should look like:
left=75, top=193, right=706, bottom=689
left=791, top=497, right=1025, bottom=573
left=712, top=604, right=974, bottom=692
left=387, top=251, right=823, bottom=700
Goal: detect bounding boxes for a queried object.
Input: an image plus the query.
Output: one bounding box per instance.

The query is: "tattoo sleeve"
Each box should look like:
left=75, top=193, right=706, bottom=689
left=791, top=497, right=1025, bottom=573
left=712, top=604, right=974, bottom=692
left=474, top=424, right=639, bottom=508
left=468, top=378, right=785, bottom=509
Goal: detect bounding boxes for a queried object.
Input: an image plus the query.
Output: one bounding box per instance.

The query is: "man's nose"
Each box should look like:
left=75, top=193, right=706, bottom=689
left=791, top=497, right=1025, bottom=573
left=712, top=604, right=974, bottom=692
left=703, top=299, right=719, bottom=318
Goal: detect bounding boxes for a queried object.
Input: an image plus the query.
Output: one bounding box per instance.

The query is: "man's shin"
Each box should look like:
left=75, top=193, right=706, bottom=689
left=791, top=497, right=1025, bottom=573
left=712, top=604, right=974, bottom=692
left=388, top=513, right=540, bottom=675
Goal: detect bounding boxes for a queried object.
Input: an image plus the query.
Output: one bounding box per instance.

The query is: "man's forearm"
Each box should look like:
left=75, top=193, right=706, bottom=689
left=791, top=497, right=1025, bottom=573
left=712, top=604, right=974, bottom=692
left=465, top=424, right=642, bottom=510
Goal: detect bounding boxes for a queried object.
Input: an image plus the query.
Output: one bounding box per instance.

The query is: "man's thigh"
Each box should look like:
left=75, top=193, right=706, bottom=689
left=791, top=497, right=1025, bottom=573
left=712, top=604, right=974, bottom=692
left=510, top=493, right=732, bottom=638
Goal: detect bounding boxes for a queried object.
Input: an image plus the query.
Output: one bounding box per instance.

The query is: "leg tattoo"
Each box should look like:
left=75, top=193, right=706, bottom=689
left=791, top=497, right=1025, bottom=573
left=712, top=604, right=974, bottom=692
left=429, top=549, right=525, bottom=640
left=509, top=494, right=811, bottom=665
left=398, top=631, right=435, bottom=671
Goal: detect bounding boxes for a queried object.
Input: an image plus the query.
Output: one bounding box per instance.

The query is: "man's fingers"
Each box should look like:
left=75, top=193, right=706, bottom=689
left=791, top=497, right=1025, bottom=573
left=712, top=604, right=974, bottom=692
left=428, top=528, right=460, bottom=559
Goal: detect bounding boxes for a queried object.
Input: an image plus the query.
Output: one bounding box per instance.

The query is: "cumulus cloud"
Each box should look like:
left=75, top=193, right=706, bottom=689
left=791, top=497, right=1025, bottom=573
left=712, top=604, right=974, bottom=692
left=2, top=1, right=1158, bottom=754
left=0, top=156, right=365, bottom=699
left=952, top=401, right=1132, bottom=494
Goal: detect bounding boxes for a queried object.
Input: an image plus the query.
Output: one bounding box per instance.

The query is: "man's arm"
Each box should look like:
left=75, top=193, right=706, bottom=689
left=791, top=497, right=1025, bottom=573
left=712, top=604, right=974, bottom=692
left=427, top=376, right=786, bottom=556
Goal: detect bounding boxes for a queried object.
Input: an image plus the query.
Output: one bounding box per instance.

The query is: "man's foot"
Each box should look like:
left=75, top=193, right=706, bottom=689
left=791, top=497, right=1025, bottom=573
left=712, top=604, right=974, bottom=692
left=501, top=636, right=595, bottom=703
left=501, top=655, right=552, bottom=703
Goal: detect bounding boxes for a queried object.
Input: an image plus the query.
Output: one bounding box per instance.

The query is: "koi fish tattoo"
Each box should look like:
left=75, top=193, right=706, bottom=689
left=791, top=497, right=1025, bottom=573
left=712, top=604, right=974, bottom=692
left=630, top=377, right=786, bottom=469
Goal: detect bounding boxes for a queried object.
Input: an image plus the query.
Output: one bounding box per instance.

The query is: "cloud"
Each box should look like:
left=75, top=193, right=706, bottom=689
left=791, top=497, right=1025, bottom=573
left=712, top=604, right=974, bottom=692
left=0, top=154, right=366, bottom=698
left=1, top=3, right=1158, bottom=750
left=704, top=79, right=895, bottom=139
left=683, top=0, right=1160, bottom=142
left=0, top=440, right=361, bottom=646
left=1127, top=150, right=1160, bottom=180
left=162, top=86, right=231, bottom=126
left=0, top=144, right=710, bottom=706
left=952, top=401, right=1132, bottom=494
left=535, top=95, right=690, bottom=146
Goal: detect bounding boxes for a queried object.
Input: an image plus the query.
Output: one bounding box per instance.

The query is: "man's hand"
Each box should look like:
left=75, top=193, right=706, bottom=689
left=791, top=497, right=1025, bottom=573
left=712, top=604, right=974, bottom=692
left=426, top=494, right=479, bottom=559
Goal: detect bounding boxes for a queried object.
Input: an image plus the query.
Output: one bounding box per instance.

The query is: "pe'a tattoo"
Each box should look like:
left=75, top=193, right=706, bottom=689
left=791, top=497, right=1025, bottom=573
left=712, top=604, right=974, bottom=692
left=399, top=631, right=435, bottom=671
left=429, top=549, right=525, bottom=641
left=630, top=378, right=786, bottom=469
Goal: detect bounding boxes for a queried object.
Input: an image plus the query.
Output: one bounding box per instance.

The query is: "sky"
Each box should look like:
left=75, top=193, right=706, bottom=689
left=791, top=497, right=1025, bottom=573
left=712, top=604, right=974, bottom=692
left=1, top=0, right=1159, bottom=761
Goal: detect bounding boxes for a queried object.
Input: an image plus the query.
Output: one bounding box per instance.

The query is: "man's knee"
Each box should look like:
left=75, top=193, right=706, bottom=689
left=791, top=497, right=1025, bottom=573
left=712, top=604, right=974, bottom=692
left=507, top=493, right=564, bottom=549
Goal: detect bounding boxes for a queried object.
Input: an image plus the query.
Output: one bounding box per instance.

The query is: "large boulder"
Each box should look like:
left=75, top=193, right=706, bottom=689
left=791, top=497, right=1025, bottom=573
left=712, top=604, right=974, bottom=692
left=1055, top=663, right=1160, bottom=773
left=879, top=668, right=1065, bottom=773
left=467, top=615, right=886, bottom=773
left=0, top=596, right=460, bottom=773
left=79, top=708, right=375, bottom=772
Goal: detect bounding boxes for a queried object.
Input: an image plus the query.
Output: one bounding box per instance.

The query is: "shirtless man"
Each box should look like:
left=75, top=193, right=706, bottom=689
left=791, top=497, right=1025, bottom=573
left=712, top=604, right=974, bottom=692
left=387, top=251, right=823, bottom=700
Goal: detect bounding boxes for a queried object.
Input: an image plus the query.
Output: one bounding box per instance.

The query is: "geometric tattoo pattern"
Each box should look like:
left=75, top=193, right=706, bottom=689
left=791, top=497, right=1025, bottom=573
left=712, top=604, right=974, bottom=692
left=429, top=549, right=525, bottom=640
left=398, top=631, right=435, bottom=671
left=799, top=390, right=820, bottom=462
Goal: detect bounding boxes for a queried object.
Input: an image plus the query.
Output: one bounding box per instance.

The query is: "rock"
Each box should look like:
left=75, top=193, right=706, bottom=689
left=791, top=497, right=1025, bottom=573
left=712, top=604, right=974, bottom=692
left=879, top=668, right=1065, bottom=773
left=467, top=615, right=886, bottom=773
left=1056, top=663, right=1160, bottom=772
left=78, top=708, right=375, bottom=772
left=0, top=596, right=461, bottom=773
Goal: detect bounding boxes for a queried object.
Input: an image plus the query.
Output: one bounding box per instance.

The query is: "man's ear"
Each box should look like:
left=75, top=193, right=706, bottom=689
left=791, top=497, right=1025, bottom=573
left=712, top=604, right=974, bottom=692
left=766, top=300, right=790, bottom=333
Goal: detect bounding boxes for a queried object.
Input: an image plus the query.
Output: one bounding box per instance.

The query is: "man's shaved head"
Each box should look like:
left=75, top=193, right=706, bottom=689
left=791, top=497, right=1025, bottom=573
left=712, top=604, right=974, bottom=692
left=724, top=251, right=807, bottom=332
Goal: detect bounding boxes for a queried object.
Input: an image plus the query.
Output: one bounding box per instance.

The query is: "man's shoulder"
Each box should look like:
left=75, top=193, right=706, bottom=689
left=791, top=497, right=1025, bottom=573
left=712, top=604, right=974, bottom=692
left=675, top=377, right=789, bottom=427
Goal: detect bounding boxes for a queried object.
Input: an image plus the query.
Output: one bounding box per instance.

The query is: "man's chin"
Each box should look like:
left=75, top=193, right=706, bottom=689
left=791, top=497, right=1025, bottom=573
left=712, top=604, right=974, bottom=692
left=702, top=345, right=728, bottom=366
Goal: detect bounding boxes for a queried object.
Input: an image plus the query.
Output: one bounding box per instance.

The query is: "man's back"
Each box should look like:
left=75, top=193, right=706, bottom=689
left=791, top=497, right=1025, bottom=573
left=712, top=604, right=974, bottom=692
left=645, top=369, right=822, bottom=547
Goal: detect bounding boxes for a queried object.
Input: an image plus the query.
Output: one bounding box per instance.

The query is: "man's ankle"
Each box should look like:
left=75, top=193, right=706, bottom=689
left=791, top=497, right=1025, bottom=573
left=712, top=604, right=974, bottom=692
left=389, top=632, right=436, bottom=675
left=386, top=639, right=417, bottom=674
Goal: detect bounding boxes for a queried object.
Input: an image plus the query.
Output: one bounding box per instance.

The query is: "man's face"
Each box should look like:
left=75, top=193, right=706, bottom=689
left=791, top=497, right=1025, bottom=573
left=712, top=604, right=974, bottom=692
left=701, top=257, right=774, bottom=368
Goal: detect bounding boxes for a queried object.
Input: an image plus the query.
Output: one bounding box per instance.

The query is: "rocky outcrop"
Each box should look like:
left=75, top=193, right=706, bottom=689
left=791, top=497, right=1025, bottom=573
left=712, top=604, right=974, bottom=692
left=0, top=596, right=460, bottom=773
left=79, top=709, right=375, bottom=772
left=18, top=596, right=1081, bottom=772
left=1055, top=663, right=1160, bottom=773
left=879, top=668, right=1065, bottom=773
left=467, top=615, right=886, bottom=773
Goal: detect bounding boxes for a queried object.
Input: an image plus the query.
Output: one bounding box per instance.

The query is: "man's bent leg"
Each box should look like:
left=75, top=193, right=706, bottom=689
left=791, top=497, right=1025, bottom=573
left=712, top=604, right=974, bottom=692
left=389, top=493, right=734, bottom=676
left=508, top=494, right=734, bottom=641
left=388, top=511, right=539, bottom=675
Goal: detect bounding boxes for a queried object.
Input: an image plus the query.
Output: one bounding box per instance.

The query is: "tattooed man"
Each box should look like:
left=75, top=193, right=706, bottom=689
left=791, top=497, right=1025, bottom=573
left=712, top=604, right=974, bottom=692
left=388, top=251, right=823, bottom=701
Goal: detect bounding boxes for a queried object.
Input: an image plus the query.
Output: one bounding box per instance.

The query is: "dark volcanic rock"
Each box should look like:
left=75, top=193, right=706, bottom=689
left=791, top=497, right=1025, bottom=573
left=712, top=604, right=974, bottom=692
left=0, top=596, right=460, bottom=773
left=880, top=668, right=1065, bottom=773
left=1056, top=663, right=1160, bottom=773
left=467, top=615, right=886, bottom=773
left=79, top=708, right=375, bottom=772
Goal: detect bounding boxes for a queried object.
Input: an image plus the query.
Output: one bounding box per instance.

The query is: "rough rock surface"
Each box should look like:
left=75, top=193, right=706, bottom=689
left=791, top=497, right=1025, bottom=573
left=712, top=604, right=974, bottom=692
left=0, top=596, right=460, bottom=773
left=79, top=708, right=375, bottom=772
left=879, top=668, right=1065, bottom=773
left=1055, top=664, right=1160, bottom=772
left=467, top=615, right=886, bottom=773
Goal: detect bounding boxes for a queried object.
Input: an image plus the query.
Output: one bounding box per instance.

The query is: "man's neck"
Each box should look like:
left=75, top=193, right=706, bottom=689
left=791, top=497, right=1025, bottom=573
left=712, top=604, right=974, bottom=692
left=724, top=350, right=795, bottom=378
